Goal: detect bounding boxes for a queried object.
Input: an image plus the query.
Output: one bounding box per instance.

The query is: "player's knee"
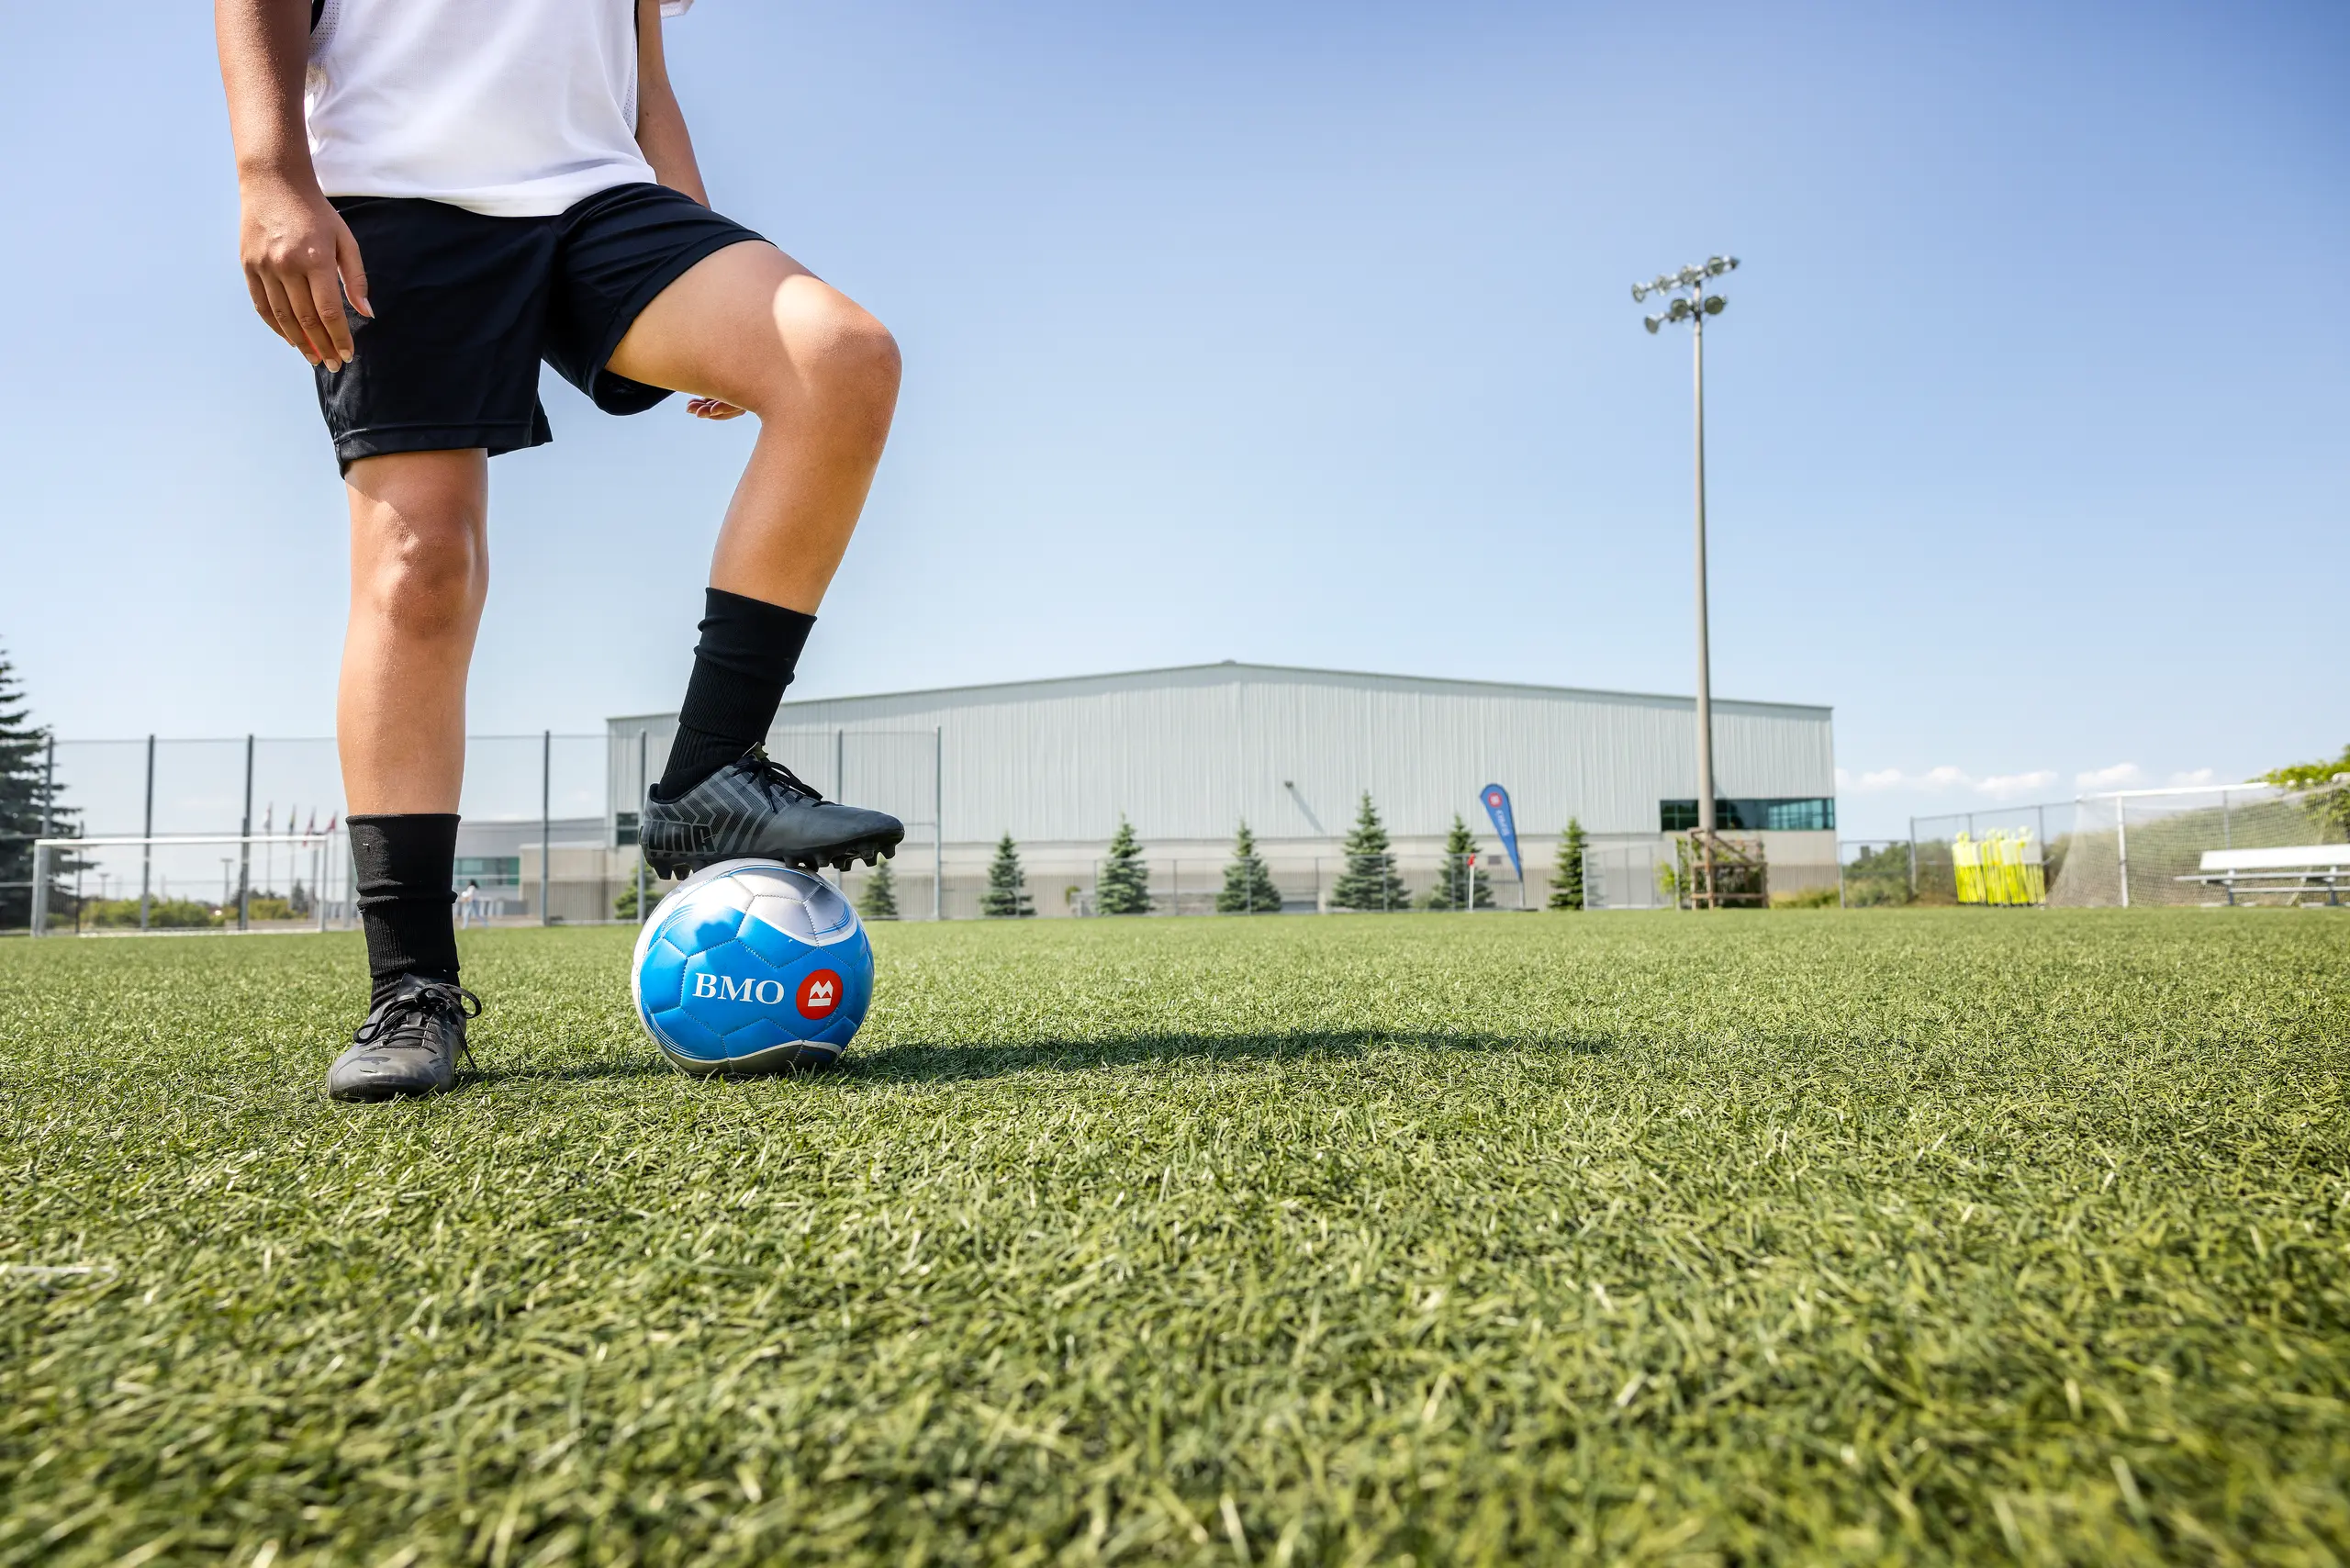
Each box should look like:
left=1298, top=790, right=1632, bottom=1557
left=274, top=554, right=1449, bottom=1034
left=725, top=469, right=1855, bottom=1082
left=348, top=454, right=488, bottom=638
left=775, top=296, right=901, bottom=436
left=379, top=530, right=483, bottom=637
left=364, top=513, right=486, bottom=638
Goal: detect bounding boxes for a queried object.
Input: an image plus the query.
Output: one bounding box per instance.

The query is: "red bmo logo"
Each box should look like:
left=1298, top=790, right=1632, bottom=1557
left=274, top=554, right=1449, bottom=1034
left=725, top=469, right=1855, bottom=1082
left=797, top=969, right=843, bottom=1018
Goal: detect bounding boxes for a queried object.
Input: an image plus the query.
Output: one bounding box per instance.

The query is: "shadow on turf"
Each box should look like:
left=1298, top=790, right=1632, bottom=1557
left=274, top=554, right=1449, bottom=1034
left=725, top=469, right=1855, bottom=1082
left=845, top=1028, right=1604, bottom=1082
left=468, top=1028, right=1601, bottom=1090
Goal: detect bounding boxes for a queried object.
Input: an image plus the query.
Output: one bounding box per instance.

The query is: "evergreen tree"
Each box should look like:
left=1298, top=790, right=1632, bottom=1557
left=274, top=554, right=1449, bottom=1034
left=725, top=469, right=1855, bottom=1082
left=1095, top=815, right=1153, bottom=914
left=1422, top=813, right=1494, bottom=910
left=1328, top=792, right=1411, bottom=912
left=0, top=645, right=75, bottom=930
left=857, top=856, right=901, bottom=921
left=980, top=833, right=1034, bottom=917
left=1549, top=817, right=1588, bottom=911
left=614, top=861, right=671, bottom=921
left=1216, top=820, right=1284, bottom=914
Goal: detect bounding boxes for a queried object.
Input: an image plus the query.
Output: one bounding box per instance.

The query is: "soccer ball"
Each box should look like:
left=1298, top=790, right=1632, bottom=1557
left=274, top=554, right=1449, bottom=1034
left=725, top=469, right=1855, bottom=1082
left=631, top=859, right=874, bottom=1073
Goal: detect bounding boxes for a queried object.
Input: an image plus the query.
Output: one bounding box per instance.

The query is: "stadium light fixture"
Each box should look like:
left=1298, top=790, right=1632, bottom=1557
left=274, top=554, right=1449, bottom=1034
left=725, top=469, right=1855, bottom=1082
left=1627, top=251, right=1743, bottom=909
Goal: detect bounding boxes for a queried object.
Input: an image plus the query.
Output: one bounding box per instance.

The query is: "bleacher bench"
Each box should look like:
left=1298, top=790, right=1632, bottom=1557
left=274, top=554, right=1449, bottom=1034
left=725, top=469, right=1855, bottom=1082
left=2177, top=846, right=2350, bottom=905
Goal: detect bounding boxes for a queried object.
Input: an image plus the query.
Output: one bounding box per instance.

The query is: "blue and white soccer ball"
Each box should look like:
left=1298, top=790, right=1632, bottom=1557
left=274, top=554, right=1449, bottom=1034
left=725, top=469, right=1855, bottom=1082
left=631, top=859, right=874, bottom=1073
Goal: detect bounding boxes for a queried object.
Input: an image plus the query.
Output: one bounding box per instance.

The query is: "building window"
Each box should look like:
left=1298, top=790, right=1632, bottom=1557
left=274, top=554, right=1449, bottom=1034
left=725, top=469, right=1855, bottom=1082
left=453, top=856, right=522, bottom=886
left=1660, top=798, right=1836, bottom=833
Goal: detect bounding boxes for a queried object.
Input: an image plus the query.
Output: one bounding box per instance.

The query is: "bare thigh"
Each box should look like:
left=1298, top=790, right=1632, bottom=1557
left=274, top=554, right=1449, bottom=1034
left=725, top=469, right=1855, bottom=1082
left=601, top=241, right=900, bottom=612
left=606, top=241, right=898, bottom=432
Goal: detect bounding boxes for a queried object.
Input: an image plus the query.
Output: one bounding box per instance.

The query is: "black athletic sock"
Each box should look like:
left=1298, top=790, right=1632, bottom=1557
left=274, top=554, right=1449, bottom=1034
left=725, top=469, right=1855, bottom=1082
left=655, top=588, right=816, bottom=800
left=348, top=813, right=462, bottom=1007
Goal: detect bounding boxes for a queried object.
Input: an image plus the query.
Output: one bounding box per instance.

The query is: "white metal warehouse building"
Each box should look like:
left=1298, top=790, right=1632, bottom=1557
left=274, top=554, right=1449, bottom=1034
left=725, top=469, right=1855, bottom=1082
left=609, top=661, right=1836, bottom=916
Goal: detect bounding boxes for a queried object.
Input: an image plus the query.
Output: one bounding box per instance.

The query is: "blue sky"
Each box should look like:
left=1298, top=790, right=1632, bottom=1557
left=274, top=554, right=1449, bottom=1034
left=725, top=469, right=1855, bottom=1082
left=1, top=0, right=2343, bottom=838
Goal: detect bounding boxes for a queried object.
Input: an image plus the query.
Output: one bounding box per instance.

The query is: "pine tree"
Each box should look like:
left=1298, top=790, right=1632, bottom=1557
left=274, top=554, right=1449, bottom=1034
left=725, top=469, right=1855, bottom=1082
left=857, top=856, right=901, bottom=921
left=980, top=833, right=1033, bottom=917
left=1549, top=817, right=1588, bottom=911
left=613, top=867, right=666, bottom=921
left=1328, top=792, right=1411, bottom=912
left=1216, top=820, right=1284, bottom=914
left=1095, top=815, right=1153, bottom=914
left=1423, top=812, right=1494, bottom=910
left=0, top=646, right=75, bottom=931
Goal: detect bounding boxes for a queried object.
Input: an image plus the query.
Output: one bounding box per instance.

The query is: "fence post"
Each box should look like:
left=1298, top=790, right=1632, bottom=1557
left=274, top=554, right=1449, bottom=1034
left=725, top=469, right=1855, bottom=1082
left=636, top=729, right=649, bottom=924
left=238, top=734, right=253, bottom=932
left=2116, top=797, right=2130, bottom=909
left=932, top=726, right=944, bottom=923
left=140, top=734, right=155, bottom=933
left=540, top=729, right=552, bottom=926
left=1907, top=817, right=1918, bottom=898
left=32, top=737, right=55, bottom=937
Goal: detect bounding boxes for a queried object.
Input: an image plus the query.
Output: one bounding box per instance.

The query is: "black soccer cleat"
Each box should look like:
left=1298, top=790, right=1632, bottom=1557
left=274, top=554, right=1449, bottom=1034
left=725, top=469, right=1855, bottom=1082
left=327, top=976, right=481, bottom=1102
left=639, top=746, right=903, bottom=879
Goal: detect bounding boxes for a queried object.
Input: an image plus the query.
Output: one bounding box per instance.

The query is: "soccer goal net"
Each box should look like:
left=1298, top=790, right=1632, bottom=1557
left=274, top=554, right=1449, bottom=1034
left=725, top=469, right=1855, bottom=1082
left=2050, top=784, right=2346, bottom=908
left=26, top=832, right=356, bottom=936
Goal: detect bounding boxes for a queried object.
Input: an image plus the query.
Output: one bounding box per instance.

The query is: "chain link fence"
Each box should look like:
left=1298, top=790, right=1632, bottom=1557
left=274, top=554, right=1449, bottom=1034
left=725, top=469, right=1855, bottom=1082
left=13, top=728, right=1853, bottom=933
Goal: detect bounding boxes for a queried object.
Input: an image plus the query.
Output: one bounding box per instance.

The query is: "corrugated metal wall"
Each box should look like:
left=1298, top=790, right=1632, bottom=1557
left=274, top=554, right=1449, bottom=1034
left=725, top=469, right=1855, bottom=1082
left=611, top=662, right=1832, bottom=846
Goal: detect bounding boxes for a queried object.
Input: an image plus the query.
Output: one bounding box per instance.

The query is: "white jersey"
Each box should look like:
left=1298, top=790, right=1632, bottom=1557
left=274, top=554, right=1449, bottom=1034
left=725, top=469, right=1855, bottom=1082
left=305, top=0, right=697, bottom=218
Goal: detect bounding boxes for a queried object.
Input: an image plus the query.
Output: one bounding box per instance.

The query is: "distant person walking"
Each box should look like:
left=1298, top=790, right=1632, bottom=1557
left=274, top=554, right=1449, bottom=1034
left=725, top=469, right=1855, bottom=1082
left=455, top=880, right=480, bottom=929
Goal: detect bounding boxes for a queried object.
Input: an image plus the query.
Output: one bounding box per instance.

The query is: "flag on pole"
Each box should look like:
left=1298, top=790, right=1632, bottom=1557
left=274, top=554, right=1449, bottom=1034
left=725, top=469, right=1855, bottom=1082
left=1481, top=784, right=1523, bottom=883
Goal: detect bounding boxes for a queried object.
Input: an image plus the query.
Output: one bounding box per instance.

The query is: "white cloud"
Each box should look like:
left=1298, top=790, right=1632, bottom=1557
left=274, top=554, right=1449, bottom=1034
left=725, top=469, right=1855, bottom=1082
left=2076, top=762, right=2144, bottom=790
left=1841, top=766, right=2058, bottom=799
left=2168, top=767, right=2218, bottom=787
left=1977, top=770, right=2058, bottom=800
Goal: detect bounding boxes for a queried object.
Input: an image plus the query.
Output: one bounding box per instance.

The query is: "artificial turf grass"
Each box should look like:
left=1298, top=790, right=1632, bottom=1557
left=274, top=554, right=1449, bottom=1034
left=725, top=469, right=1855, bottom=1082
left=0, top=912, right=2341, bottom=1566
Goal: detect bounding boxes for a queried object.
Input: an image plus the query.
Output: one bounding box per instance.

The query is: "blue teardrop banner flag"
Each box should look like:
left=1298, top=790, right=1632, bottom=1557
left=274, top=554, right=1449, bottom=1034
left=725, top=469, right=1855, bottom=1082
left=1481, top=784, right=1523, bottom=884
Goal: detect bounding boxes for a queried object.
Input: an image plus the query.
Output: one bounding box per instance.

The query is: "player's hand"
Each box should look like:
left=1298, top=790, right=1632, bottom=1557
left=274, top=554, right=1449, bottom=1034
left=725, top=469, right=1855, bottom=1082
left=687, top=397, right=748, bottom=420
left=239, top=174, right=371, bottom=371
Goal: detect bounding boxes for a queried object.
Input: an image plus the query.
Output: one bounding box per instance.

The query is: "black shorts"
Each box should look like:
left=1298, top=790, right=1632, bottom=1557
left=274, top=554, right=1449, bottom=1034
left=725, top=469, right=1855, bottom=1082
left=316, top=183, right=766, bottom=467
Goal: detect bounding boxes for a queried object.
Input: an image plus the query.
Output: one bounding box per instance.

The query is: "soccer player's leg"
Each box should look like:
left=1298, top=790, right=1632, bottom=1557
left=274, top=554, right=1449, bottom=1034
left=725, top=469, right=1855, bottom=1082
left=326, top=450, right=487, bottom=1102
left=604, top=240, right=908, bottom=875
left=301, top=197, right=550, bottom=1100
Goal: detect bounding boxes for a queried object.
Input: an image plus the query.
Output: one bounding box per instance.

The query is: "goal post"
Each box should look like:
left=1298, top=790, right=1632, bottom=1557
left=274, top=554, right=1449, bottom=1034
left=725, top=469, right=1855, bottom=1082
left=2051, top=784, right=2344, bottom=908
left=28, top=833, right=352, bottom=937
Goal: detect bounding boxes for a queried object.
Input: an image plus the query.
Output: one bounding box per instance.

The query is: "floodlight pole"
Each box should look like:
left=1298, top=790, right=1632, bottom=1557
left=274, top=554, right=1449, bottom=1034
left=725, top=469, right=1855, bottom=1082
left=1690, top=299, right=1718, bottom=910
left=1634, top=254, right=1738, bottom=909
